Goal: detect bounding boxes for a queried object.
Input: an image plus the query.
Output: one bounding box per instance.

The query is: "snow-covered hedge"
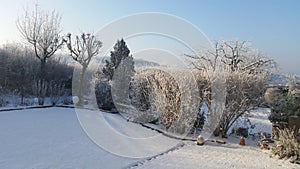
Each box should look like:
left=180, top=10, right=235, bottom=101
left=130, top=68, right=200, bottom=134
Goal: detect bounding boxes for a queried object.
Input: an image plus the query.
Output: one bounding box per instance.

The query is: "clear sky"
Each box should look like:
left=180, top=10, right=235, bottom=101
left=0, top=0, right=299, bottom=74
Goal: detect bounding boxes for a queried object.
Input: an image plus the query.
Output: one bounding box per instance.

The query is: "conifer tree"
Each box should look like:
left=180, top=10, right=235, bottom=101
left=100, top=39, right=135, bottom=110
left=103, top=39, right=135, bottom=81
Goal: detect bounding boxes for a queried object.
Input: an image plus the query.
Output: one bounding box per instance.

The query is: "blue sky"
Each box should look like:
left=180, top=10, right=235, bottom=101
left=0, top=0, right=299, bottom=73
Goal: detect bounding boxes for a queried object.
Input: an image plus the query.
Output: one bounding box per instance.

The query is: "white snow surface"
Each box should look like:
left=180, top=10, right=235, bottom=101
left=131, top=141, right=298, bottom=169
left=228, top=108, right=273, bottom=136
left=0, top=107, right=298, bottom=169
left=0, top=107, right=168, bottom=169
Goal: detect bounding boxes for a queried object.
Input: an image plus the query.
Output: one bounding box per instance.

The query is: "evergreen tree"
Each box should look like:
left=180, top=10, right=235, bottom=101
left=99, top=39, right=135, bottom=111
left=103, top=39, right=134, bottom=80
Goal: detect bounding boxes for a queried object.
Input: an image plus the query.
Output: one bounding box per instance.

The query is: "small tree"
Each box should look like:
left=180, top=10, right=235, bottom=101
left=65, top=33, right=102, bottom=105
left=95, top=74, right=114, bottom=110
left=189, top=41, right=274, bottom=137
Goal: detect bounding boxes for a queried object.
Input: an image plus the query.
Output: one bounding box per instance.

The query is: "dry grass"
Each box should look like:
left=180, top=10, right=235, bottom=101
left=272, top=127, right=300, bottom=164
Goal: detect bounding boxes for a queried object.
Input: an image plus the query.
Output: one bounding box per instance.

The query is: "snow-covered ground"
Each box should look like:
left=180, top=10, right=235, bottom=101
left=229, top=108, right=273, bottom=136
left=0, top=107, right=137, bottom=169
left=131, top=141, right=299, bottom=169
left=0, top=107, right=298, bottom=169
left=0, top=107, right=180, bottom=169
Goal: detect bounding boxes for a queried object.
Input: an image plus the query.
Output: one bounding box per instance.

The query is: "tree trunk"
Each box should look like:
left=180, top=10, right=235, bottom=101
left=77, top=66, right=86, bottom=106
left=213, top=125, right=220, bottom=136
left=40, top=59, right=46, bottom=80
left=222, top=124, right=229, bottom=138
left=37, top=59, right=47, bottom=105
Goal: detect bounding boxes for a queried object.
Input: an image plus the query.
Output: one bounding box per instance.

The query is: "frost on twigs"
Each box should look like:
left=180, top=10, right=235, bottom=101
left=271, top=127, right=300, bottom=164
left=130, top=67, right=200, bottom=135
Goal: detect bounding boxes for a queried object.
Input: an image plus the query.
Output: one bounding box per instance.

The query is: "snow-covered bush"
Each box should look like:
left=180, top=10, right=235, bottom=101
left=192, top=69, right=268, bottom=138
left=188, top=40, right=273, bottom=138
left=130, top=68, right=181, bottom=128
left=218, top=71, right=267, bottom=137
left=130, top=68, right=200, bottom=134
left=272, top=127, right=300, bottom=164
left=95, top=77, right=114, bottom=110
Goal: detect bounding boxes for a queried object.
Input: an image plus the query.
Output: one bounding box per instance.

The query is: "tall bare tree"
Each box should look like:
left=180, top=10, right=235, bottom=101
left=65, top=33, right=102, bottom=105
left=16, top=4, right=64, bottom=80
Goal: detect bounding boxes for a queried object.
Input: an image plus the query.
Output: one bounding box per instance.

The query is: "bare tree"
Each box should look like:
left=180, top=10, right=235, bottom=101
left=65, top=33, right=102, bottom=105
left=188, top=40, right=274, bottom=137
left=16, top=4, right=64, bottom=80
left=187, top=41, right=275, bottom=73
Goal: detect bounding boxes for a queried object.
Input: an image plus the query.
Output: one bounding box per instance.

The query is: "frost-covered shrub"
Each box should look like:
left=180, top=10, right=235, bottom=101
left=272, top=128, right=300, bottom=164
left=95, top=79, right=114, bottom=110
left=188, top=40, right=274, bottom=138
left=129, top=86, right=163, bottom=124
left=192, top=70, right=211, bottom=101
left=192, top=69, right=268, bottom=138
left=131, top=68, right=181, bottom=129
left=130, top=68, right=200, bottom=134
left=218, top=71, right=267, bottom=137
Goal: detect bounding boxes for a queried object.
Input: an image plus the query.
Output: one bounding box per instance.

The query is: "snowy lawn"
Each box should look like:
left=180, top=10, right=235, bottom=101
left=0, top=107, right=298, bottom=169
left=0, top=107, right=162, bottom=169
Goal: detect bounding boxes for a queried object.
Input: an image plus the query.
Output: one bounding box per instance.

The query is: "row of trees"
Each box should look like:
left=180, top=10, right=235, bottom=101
left=0, top=43, right=72, bottom=106
left=0, top=4, right=127, bottom=107
left=13, top=5, right=105, bottom=105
